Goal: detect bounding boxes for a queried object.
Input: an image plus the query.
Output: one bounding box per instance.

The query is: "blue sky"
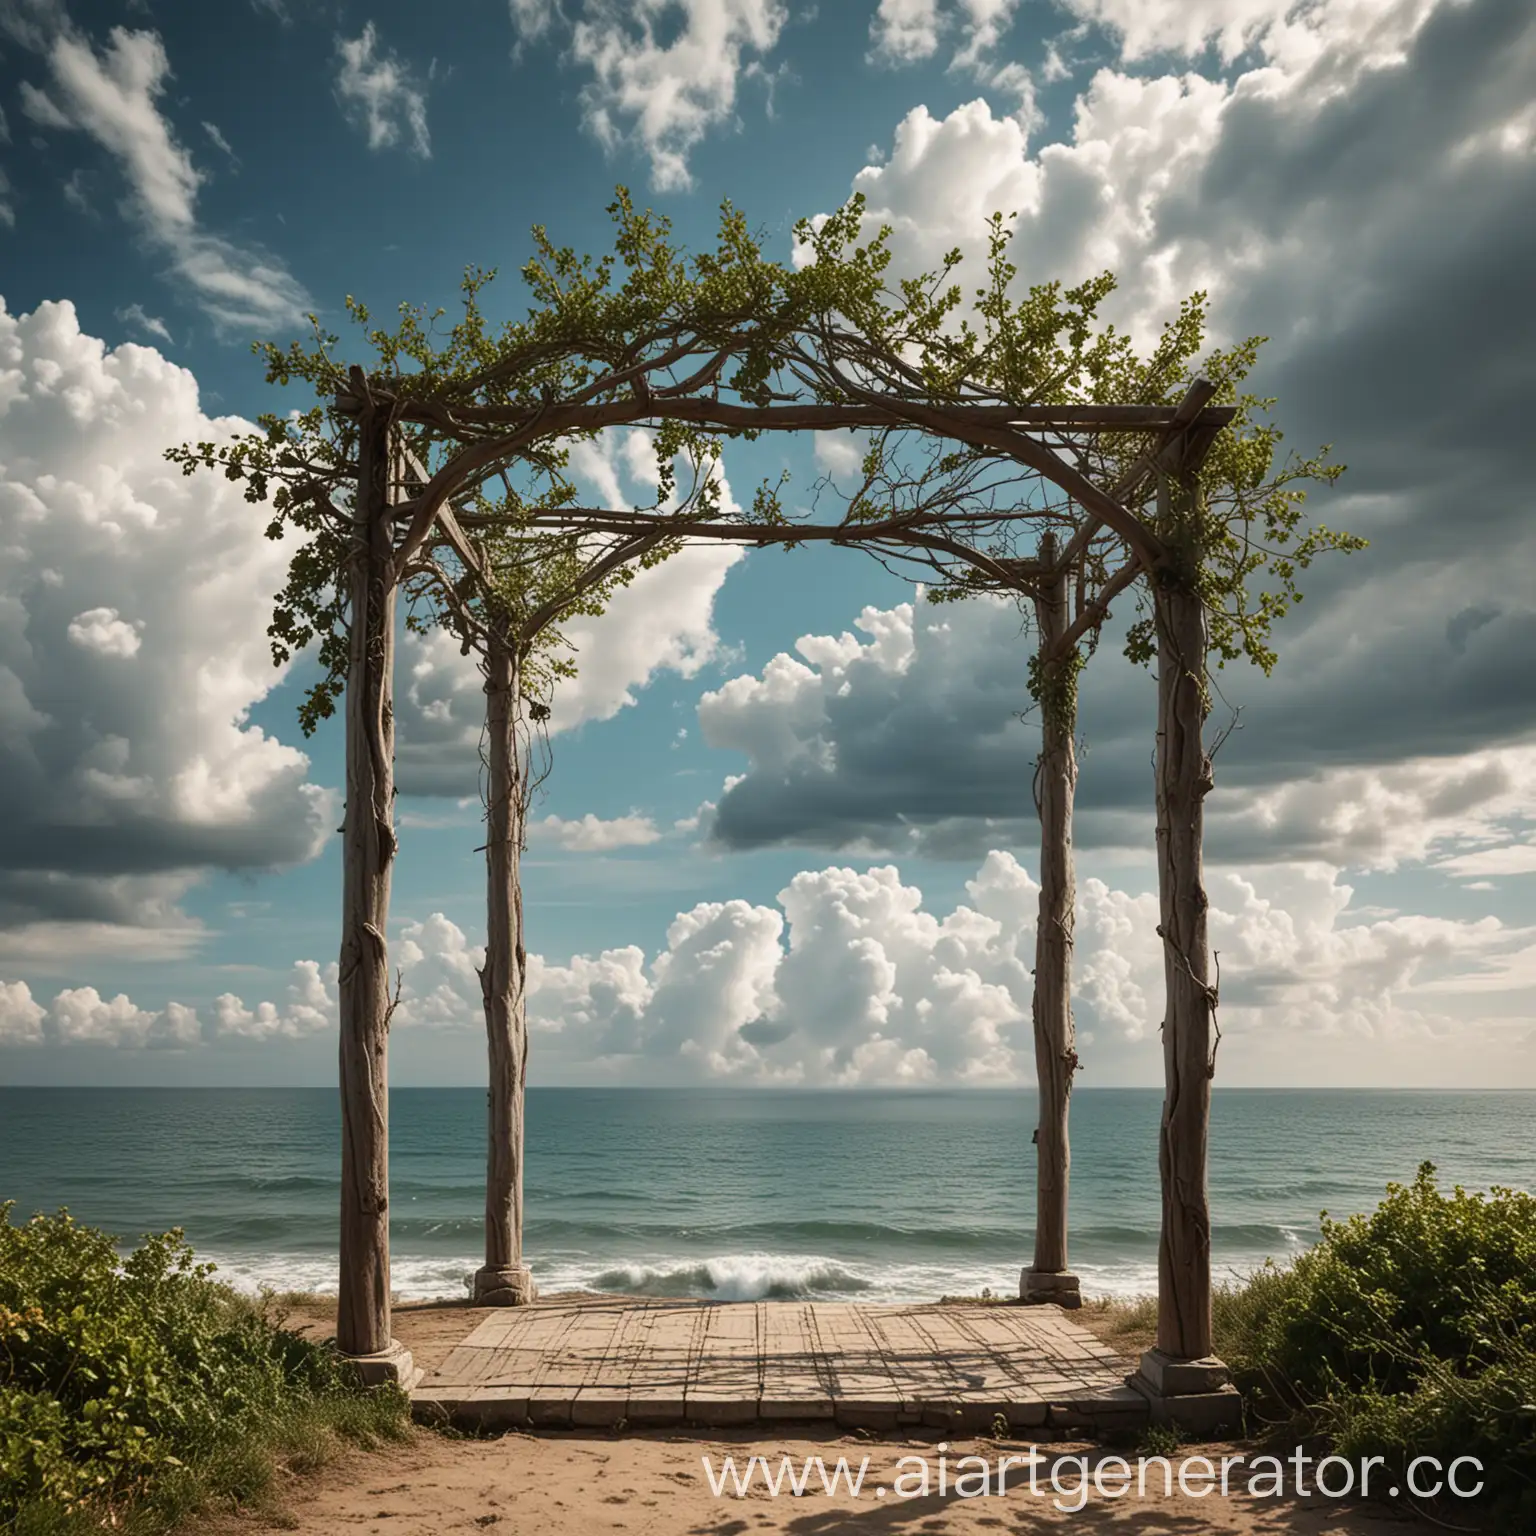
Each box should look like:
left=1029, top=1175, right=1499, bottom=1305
left=1, top=0, right=1534, bottom=1088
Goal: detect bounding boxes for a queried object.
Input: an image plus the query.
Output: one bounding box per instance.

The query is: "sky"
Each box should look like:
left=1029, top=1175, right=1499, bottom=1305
left=0, top=0, right=1533, bottom=1089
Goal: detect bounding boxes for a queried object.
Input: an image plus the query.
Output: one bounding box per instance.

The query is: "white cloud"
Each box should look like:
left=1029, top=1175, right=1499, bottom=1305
left=532, top=812, right=664, bottom=851
left=17, top=24, right=309, bottom=329
left=0, top=913, right=205, bottom=973
left=396, top=542, right=740, bottom=796
left=201, top=119, right=236, bottom=162
left=213, top=960, right=336, bottom=1041
left=0, top=298, right=330, bottom=955
left=18, top=80, right=73, bottom=131
left=812, top=0, right=1536, bottom=388
left=392, top=914, right=485, bottom=1030
left=1435, top=839, right=1536, bottom=879
left=812, top=429, right=867, bottom=478
left=335, top=22, right=431, bottom=157
left=0, top=960, right=325, bottom=1048
left=50, top=985, right=201, bottom=1048
left=0, top=978, right=46, bottom=1043
left=66, top=605, right=143, bottom=657
left=870, top=0, right=942, bottom=63
left=522, top=0, right=789, bottom=191
left=114, top=302, right=172, bottom=344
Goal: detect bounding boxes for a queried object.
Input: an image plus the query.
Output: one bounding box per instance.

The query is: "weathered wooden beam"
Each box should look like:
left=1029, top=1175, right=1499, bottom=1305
left=1020, top=528, right=1081, bottom=1312
left=474, top=628, right=537, bottom=1309
left=337, top=391, right=1236, bottom=435
left=1136, top=437, right=1235, bottom=1427
left=335, top=395, right=415, bottom=1387
left=365, top=392, right=1235, bottom=583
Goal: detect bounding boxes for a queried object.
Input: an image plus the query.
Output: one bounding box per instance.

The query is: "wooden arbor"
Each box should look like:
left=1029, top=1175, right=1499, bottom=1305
left=324, top=373, right=1239, bottom=1427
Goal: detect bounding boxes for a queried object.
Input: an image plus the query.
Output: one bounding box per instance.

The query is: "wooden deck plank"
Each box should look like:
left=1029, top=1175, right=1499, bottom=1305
left=413, top=1299, right=1142, bottom=1432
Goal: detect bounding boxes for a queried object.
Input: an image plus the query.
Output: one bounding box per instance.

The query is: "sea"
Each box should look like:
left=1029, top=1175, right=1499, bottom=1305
left=1, top=1088, right=1531, bottom=1303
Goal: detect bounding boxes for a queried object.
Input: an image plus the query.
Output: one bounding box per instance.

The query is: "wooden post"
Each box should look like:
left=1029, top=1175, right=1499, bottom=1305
left=1020, top=531, right=1081, bottom=1308
left=1139, top=455, right=1230, bottom=1408
left=335, top=383, right=415, bottom=1384
left=473, top=622, right=538, bottom=1306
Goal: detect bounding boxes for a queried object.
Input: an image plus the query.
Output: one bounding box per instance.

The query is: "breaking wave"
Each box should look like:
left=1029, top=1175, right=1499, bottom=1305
left=587, top=1255, right=876, bottom=1301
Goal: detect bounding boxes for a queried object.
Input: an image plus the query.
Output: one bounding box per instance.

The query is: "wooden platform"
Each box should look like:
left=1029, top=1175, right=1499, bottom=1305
left=411, top=1299, right=1148, bottom=1433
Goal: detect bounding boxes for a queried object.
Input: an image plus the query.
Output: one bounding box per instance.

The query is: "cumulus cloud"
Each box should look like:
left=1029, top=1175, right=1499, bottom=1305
left=0, top=960, right=332, bottom=1048
left=511, top=0, right=788, bottom=191
left=0, top=979, right=46, bottom=1044
left=335, top=22, right=431, bottom=157
left=7, top=850, right=1530, bottom=1081
left=15, top=19, right=310, bottom=330
left=66, top=605, right=143, bottom=657
left=50, top=986, right=200, bottom=1048
left=5, top=980, right=201, bottom=1048
left=395, top=429, right=744, bottom=797
left=691, top=591, right=1536, bottom=873
left=0, top=299, right=329, bottom=960
left=212, top=960, right=336, bottom=1041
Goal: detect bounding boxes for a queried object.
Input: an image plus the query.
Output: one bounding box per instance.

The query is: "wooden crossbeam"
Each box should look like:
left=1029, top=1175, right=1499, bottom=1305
left=338, top=391, right=1236, bottom=436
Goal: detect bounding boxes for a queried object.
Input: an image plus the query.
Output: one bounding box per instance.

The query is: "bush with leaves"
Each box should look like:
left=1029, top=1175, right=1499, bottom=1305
left=0, top=1204, right=407, bottom=1534
left=1216, top=1164, right=1536, bottom=1515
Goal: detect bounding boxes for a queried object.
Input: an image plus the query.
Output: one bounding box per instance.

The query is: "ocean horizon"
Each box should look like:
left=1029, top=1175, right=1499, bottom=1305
left=3, top=1086, right=1531, bottom=1304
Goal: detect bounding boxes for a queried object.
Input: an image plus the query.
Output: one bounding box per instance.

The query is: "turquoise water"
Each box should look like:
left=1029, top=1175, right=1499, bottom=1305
left=1, top=1088, right=1530, bottom=1301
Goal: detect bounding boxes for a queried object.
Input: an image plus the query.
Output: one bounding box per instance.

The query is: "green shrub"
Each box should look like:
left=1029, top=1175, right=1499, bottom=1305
left=0, top=1203, right=409, bottom=1533
left=1214, top=1163, right=1536, bottom=1515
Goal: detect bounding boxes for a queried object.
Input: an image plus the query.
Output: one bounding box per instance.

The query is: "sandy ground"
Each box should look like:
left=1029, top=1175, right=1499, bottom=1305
left=263, top=1297, right=1432, bottom=1536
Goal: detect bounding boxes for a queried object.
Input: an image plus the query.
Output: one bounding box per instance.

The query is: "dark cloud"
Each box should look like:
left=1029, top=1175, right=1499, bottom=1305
left=701, top=0, right=1536, bottom=863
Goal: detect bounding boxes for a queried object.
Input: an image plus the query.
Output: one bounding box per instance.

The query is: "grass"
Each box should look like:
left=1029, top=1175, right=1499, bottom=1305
left=1075, top=1293, right=1158, bottom=1357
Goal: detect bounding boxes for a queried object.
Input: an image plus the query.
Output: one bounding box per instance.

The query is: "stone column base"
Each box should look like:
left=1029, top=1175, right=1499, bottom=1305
left=473, top=1263, right=538, bottom=1306
left=345, top=1339, right=421, bottom=1392
left=1018, top=1268, right=1082, bottom=1308
left=1128, top=1348, right=1242, bottom=1436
